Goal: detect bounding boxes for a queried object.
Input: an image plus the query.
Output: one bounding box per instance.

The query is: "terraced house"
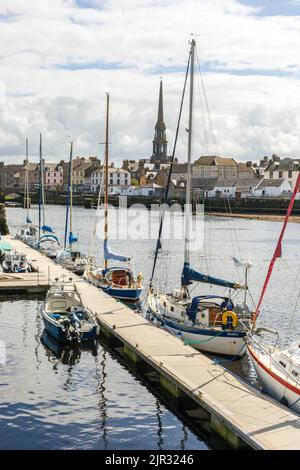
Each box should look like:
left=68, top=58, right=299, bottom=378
left=192, top=156, right=239, bottom=180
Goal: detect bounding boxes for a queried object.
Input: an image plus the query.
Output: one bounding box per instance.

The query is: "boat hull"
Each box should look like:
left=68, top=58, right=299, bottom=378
left=84, top=271, right=143, bottom=301
left=41, top=309, right=98, bottom=343
left=152, top=313, right=246, bottom=358
left=248, top=344, right=300, bottom=414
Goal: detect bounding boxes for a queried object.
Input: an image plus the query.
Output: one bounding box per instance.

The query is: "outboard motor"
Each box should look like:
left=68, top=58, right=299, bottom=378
left=67, top=312, right=82, bottom=343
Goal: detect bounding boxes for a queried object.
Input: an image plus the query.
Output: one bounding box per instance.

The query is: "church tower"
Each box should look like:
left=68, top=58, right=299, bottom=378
left=151, top=79, right=168, bottom=163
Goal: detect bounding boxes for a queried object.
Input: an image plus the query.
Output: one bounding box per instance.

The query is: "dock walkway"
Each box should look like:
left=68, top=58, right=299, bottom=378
left=3, top=235, right=300, bottom=450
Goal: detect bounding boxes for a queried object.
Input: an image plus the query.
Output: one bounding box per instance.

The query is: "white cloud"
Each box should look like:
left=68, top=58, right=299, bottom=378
left=0, top=0, right=300, bottom=164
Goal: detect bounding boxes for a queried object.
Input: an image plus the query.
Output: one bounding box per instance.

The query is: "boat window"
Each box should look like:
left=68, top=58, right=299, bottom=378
left=279, top=360, right=286, bottom=368
left=163, top=302, right=166, bottom=307
left=170, top=306, right=174, bottom=312
left=201, top=313, right=206, bottom=318
left=292, top=370, right=298, bottom=377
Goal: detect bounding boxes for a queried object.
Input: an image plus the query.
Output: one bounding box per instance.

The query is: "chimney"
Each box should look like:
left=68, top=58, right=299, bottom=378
left=246, top=161, right=252, bottom=167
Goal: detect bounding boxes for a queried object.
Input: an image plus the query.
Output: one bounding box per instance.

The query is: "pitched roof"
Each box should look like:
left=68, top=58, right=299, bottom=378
left=194, top=156, right=238, bottom=167
left=265, top=157, right=300, bottom=173
left=258, top=178, right=291, bottom=188
left=192, top=177, right=219, bottom=189
left=172, top=163, right=188, bottom=173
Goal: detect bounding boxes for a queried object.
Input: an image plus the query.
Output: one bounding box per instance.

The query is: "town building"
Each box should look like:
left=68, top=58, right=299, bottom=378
left=45, top=163, right=63, bottom=188
left=90, top=167, right=131, bottom=193
left=263, top=156, right=300, bottom=190
left=253, top=179, right=292, bottom=198
left=192, top=156, right=238, bottom=180
left=73, top=157, right=100, bottom=189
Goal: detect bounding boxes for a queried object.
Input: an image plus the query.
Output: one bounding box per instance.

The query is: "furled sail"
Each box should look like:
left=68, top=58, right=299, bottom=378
left=69, top=232, right=78, bottom=245
left=181, top=262, right=238, bottom=289
left=103, top=239, right=130, bottom=262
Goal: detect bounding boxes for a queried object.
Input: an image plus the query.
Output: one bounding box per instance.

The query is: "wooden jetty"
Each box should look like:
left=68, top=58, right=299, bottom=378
left=2, top=235, right=300, bottom=450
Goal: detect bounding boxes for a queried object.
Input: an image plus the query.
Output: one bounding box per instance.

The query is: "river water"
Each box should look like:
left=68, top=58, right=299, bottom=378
left=1, top=204, right=300, bottom=450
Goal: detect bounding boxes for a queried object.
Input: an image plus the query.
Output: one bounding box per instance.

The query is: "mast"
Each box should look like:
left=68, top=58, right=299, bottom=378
left=149, top=52, right=191, bottom=286
left=64, top=141, right=72, bottom=250
left=184, top=39, right=195, bottom=265
left=25, top=138, right=29, bottom=221
left=38, top=133, right=42, bottom=239
left=104, top=93, right=109, bottom=269
left=69, top=141, right=73, bottom=249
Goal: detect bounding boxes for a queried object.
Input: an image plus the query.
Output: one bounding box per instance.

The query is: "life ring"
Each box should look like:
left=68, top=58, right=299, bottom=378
left=222, top=310, right=238, bottom=328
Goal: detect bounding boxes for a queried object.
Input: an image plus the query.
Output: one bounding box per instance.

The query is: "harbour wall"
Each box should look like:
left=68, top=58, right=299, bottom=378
left=2, top=188, right=300, bottom=215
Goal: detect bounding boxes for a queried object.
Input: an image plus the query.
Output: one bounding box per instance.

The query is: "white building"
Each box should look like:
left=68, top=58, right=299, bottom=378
left=263, top=156, right=300, bottom=190
left=253, top=179, right=292, bottom=197
left=90, top=167, right=131, bottom=193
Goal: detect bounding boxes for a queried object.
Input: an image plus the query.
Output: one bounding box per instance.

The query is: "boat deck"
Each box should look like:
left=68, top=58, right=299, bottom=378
left=2, top=235, right=300, bottom=450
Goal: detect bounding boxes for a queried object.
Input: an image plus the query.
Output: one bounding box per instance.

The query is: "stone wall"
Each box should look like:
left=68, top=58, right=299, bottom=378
left=0, top=204, right=9, bottom=235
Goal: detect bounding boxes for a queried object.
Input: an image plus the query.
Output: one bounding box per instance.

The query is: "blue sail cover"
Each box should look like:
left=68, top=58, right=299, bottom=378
left=69, top=232, right=78, bottom=245
left=42, top=225, right=54, bottom=233
left=186, top=295, right=228, bottom=323
left=103, top=239, right=130, bottom=262
left=181, top=262, right=237, bottom=289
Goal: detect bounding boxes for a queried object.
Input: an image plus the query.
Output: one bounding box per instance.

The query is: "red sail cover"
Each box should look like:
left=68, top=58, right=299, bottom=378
left=253, top=171, right=300, bottom=323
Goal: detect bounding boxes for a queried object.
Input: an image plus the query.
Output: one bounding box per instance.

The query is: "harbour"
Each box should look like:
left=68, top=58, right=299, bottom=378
left=2, top=205, right=300, bottom=450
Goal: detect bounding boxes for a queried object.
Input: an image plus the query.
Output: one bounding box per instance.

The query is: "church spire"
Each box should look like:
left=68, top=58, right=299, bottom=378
left=157, top=78, right=164, bottom=125
left=151, top=79, right=168, bottom=163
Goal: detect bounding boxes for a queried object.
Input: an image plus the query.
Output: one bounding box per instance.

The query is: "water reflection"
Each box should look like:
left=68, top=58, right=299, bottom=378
left=95, top=350, right=109, bottom=449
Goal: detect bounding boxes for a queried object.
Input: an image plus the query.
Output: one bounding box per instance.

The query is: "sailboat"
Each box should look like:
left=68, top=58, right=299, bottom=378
left=247, top=171, right=300, bottom=413
left=84, top=93, right=143, bottom=301
left=148, top=40, right=252, bottom=358
left=32, top=134, right=61, bottom=258
left=56, top=141, right=87, bottom=275
left=16, top=138, right=38, bottom=245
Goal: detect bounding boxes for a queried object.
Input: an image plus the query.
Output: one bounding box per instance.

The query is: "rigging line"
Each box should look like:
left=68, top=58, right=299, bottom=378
left=88, top=171, right=104, bottom=259
left=195, top=62, right=209, bottom=155
left=223, top=196, right=242, bottom=284
left=195, top=50, right=219, bottom=156
left=288, top=289, right=300, bottom=334
left=150, top=49, right=191, bottom=286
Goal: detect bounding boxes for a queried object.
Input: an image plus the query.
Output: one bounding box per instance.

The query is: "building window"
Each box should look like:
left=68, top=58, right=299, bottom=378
left=279, top=171, right=282, bottom=178
left=48, top=179, right=50, bottom=184
left=270, top=171, right=273, bottom=179
left=117, top=179, right=120, bottom=185
left=288, top=170, right=292, bottom=178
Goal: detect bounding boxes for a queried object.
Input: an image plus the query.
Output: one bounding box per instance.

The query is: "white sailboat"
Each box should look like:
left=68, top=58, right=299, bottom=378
left=16, top=138, right=38, bottom=245
left=84, top=93, right=143, bottom=301
left=56, top=141, right=87, bottom=275
left=247, top=170, right=300, bottom=413
left=34, top=134, right=61, bottom=258
left=148, top=39, right=252, bottom=358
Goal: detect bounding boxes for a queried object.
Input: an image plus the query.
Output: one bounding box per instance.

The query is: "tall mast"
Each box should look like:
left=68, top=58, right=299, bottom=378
left=104, top=93, right=109, bottom=269
left=38, top=133, right=42, bottom=239
left=184, top=39, right=195, bottom=264
left=69, top=141, right=73, bottom=248
left=25, top=138, right=29, bottom=221
left=64, top=141, right=72, bottom=250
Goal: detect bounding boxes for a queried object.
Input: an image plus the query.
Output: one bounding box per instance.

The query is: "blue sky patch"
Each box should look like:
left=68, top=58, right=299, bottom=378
left=240, top=0, right=300, bottom=17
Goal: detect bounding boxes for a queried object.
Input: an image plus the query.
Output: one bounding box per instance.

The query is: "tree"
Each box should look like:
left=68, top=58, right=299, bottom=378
left=131, top=178, right=139, bottom=186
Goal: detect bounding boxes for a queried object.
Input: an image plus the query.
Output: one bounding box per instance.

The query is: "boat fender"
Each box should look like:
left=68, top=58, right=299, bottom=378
left=222, top=310, right=238, bottom=328
left=137, top=272, right=143, bottom=287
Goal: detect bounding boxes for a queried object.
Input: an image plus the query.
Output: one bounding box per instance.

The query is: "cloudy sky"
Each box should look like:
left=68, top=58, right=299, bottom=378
left=1, top=0, right=300, bottom=165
